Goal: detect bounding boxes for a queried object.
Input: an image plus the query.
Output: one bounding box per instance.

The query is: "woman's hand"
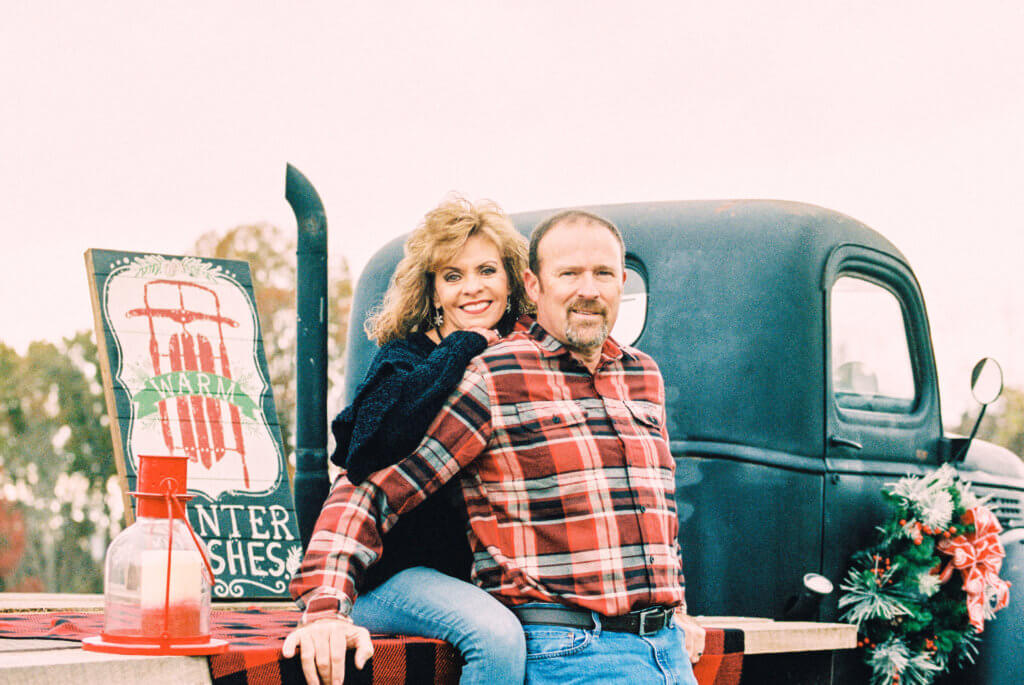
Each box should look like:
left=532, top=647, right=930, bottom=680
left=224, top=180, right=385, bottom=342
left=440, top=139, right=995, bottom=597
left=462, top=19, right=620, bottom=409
left=281, top=617, right=374, bottom=685
left=467, top=327, right=501, bottom=345
left=674, top=613, right=707, bottom=664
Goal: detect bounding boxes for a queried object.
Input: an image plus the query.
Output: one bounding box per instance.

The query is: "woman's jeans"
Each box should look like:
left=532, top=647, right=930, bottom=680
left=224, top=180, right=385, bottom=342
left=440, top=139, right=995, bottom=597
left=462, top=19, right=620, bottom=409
left=520, top=607, right=699, bottom=685
left=350, top=566, right=526, bottom=685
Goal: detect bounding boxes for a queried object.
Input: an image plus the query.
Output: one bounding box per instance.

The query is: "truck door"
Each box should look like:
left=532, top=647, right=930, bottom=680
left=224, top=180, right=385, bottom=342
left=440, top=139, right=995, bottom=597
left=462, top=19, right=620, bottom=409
left=820, top=244, right=943, bottom=619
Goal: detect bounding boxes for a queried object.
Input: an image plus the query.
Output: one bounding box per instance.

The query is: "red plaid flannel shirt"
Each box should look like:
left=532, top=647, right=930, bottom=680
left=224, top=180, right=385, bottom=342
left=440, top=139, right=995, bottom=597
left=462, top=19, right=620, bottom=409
left=292, top=322, right=686, bottom=623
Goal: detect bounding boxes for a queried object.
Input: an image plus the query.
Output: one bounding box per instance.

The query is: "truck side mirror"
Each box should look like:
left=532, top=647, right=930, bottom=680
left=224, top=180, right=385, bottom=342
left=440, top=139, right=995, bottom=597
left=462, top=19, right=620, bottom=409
left=970, top=356, right=1004, bottom=406
left=953, top=357, right=1004, bottom=463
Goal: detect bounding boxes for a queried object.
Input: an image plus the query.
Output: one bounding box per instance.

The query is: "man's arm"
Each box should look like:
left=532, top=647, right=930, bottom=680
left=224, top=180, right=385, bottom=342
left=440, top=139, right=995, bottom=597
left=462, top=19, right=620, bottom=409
left=289, top=363, right=495, bottom=621
left=656, top=393, right=689, bottom=614
left=283, top=476, right=380, bottom=685
left=654, top=368, right=705, bottom=663
left=284, top=365, right=493, bottom=685
left=290, top=476, right=389, bottom=623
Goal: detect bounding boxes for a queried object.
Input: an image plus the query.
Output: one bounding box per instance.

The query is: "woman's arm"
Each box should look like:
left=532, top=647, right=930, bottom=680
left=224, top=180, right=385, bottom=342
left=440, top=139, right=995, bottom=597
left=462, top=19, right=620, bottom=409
left=332, top=330, right=487, bottom=482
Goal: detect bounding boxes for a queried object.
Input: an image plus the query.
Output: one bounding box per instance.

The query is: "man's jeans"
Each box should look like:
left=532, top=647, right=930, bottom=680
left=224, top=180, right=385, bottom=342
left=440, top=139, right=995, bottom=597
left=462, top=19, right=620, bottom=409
left=522, top=609, right=699, bottom=685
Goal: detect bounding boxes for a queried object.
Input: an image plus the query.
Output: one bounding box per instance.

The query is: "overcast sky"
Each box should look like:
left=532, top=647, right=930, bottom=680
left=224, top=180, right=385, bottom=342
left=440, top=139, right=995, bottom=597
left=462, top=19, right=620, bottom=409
left=2, top=1, right=1022, bottom=423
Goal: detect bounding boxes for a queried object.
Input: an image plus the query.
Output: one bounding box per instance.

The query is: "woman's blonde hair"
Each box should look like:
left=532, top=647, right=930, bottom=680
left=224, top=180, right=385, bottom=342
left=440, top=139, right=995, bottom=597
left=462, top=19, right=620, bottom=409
left=366, top=195, right=532, bottom=344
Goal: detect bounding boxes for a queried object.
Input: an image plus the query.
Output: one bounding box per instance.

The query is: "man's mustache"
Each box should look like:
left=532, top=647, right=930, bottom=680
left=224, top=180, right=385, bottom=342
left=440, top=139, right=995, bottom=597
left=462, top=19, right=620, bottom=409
left=567, top=300, right=607, bottom=317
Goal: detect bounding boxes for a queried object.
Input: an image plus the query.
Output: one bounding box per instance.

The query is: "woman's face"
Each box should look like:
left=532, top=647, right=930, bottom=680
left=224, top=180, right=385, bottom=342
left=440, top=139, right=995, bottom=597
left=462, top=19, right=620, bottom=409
left=432, top=234, right=510, bottom=337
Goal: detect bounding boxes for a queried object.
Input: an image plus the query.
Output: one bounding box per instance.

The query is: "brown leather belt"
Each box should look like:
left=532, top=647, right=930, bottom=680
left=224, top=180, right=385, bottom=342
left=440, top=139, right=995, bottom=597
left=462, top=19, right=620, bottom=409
left=511, top=604, right=674, bottom=636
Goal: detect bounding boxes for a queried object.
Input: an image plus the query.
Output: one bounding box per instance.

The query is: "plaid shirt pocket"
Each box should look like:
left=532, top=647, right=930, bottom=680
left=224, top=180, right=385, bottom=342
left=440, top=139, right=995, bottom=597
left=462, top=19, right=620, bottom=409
left=495, top=401, right=592, bottom=480
left=623, top=399, right=662, bottom=430
left=515, top=401, right=588, bottom=433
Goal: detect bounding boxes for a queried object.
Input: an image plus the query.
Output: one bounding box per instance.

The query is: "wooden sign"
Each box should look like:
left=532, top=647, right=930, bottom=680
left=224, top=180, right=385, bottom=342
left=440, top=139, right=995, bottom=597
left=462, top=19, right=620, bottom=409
left=85, top=249, right=302, bottom=599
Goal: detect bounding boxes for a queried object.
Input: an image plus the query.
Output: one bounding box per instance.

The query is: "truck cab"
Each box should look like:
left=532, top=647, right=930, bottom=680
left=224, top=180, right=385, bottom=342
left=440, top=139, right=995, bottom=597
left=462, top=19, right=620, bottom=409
left=344, top=199, right=1024, bottom=682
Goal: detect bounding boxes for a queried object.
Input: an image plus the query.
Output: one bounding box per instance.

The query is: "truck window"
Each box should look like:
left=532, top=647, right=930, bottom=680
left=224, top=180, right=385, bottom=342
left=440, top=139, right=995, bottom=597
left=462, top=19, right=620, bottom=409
left=611, top=266, right=646, bottom=346
left=830, top=275, right=916, bottom=413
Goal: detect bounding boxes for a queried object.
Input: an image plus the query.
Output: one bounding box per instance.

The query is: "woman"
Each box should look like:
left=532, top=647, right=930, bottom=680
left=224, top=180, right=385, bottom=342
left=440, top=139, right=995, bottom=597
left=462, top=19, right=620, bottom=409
left=291, top=196, right=532, bottom=685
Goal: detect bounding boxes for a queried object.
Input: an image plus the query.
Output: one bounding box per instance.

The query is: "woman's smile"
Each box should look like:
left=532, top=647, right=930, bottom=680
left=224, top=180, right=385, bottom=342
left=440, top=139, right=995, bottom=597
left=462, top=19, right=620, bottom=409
left=460, top=299, right=494, bottom=315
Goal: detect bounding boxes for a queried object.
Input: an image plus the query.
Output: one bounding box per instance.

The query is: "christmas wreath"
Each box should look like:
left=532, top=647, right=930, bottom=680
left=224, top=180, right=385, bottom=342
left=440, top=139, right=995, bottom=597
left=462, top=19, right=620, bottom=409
left=838, top=465, right=1011, bottom=685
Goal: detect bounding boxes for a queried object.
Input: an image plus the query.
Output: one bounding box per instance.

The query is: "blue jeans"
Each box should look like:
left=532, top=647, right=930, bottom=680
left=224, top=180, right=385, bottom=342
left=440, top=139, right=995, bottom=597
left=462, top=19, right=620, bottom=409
left=521, top=607, right=698, bottom=685
left=350, top=566, right=526, bottom=685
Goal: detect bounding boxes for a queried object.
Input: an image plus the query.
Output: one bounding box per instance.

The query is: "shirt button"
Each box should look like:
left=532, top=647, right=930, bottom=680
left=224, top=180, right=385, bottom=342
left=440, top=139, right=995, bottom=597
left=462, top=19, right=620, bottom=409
left=638, top=505, right=647, bottom=513
left=552, top=416, right=561, bottom=424
left=649, top=556, right=656, bottom=564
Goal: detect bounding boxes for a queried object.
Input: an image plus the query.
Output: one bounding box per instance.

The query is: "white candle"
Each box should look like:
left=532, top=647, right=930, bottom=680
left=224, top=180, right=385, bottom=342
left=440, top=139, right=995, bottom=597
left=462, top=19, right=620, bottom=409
left=140, top=549, right=203, bottom=607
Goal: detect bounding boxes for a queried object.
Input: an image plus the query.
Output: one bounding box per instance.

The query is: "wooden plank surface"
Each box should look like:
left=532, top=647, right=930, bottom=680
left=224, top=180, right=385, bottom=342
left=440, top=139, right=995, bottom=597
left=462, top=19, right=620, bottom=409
left=695, top=616, right=857, bottom=654
left=0, top=644, right=212, bottom=685
left=0, top=593, right=281, bottom=683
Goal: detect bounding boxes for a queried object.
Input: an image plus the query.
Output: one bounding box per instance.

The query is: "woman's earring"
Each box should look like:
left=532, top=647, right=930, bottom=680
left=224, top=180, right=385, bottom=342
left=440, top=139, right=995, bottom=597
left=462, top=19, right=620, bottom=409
left=506, top=300, right=512, bottom=314
left=434, top=308, right=444, bottom=328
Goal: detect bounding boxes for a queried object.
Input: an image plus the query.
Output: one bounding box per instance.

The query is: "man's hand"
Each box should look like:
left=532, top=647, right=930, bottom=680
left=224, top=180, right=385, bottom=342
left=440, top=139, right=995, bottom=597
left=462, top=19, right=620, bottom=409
left=467, top=327, right=501, bottom=345
left=674, top=613, right=707, bottom=664
left=281, top=617, right=373, bottom=685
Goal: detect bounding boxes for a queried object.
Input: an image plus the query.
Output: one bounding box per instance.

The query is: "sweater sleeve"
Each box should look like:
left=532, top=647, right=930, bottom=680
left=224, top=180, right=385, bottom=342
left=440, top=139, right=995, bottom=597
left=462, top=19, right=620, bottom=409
left=331, top=330, right=487, bottom=482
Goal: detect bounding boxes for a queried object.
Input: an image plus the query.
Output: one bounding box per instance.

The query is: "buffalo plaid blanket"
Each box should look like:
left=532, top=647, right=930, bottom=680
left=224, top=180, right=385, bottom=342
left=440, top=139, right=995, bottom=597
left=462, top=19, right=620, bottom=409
left=0, top=608, right=743, bottom=684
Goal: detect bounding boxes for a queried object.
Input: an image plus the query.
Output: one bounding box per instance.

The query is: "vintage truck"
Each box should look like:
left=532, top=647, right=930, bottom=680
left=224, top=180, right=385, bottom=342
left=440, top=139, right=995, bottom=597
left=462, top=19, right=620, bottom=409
left=326, top=198, right=1023, bottom=683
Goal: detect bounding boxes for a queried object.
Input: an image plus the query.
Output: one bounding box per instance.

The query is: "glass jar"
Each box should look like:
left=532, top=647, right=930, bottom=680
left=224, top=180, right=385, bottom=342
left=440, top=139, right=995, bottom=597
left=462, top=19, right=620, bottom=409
left=102, top=515, right=212, bottom=639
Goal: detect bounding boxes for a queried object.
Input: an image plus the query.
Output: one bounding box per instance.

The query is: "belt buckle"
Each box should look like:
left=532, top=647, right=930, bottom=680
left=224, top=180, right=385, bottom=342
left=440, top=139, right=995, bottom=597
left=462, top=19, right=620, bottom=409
left=636, top=607, right=665, bottom=636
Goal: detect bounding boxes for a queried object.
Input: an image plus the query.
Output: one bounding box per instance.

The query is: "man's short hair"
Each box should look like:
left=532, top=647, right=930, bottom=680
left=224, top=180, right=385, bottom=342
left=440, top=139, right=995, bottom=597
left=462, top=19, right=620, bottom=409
left=528, top=209, right=626, bottom=273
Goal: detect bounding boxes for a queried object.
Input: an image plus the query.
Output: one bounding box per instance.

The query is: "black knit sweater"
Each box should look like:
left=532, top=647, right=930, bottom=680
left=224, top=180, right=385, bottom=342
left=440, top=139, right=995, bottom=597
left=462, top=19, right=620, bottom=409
left=329, top=330, right=488, bottom=591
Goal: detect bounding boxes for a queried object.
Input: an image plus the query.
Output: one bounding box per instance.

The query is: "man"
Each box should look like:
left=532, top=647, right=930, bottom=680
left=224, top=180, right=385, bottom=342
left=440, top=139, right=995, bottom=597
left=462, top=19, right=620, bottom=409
left=285, top=210, right=705, bottom=684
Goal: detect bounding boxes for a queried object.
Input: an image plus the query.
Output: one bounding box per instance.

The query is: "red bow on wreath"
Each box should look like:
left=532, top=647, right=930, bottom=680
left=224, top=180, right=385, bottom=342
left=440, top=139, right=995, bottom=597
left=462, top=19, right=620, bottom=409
left=937, top=506, right=1010, bottom=632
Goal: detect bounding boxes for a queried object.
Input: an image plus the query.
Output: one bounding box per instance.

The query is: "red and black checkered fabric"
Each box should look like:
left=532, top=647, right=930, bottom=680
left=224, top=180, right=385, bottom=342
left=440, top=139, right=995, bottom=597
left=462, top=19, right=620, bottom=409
left=692, top=625, right=744, bottom=685
left=0, top=608, right=741, bottom=684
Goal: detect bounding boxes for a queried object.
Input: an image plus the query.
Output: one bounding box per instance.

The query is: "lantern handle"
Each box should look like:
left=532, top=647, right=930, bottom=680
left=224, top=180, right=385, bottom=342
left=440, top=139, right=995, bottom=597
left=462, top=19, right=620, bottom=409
left=164, top=491, right=175, bottom=639
left=161, top=481, right=217, bottom=584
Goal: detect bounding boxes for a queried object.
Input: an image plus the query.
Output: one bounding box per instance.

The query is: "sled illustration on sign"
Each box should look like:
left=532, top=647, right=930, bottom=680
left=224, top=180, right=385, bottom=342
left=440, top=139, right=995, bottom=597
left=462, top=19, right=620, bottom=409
left=126, top=278, right=251, bottom=488
left=91, top=253, right=284, bottom=501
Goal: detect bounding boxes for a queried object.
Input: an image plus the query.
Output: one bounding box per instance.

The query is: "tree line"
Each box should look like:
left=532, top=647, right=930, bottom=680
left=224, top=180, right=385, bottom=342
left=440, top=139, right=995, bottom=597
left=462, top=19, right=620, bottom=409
left=954, top=386, right=1024, bottom=458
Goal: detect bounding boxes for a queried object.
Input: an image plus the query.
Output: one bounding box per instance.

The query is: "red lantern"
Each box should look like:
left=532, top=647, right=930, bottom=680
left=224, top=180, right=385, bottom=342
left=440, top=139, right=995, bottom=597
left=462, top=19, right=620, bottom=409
left=83, top=454, right=227, bottom=655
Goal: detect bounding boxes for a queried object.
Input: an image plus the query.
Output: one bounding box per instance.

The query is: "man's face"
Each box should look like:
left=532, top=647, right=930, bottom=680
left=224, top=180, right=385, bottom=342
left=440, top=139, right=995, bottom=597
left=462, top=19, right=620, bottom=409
left=524, top=219, right=625, bottom=355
